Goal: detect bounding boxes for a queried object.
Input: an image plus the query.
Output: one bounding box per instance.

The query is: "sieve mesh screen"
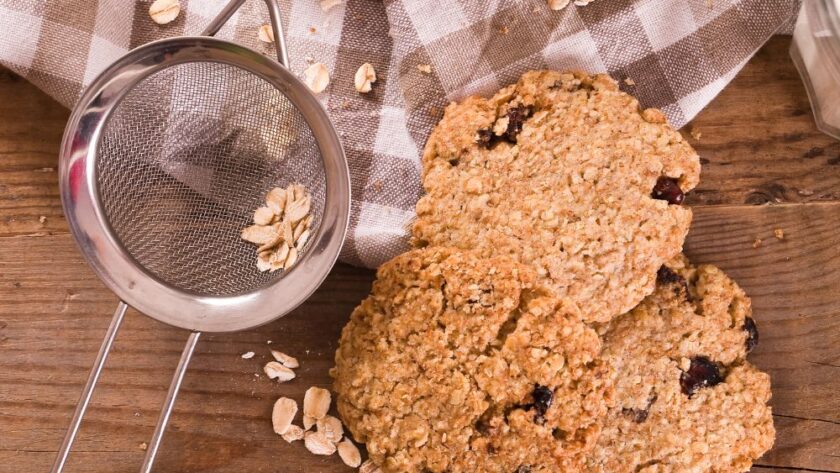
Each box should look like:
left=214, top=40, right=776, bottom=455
left=96, top=61, right=326, bottom=297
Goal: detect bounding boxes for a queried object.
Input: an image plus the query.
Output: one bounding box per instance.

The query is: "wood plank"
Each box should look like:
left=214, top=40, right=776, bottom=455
left=685, top=36, right=840, bottom=207
left=0, top=68, right=68, bottom=238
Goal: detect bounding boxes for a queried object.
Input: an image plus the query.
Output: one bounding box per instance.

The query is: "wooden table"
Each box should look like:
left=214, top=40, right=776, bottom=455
left=0, top=36, right=837, bottom=473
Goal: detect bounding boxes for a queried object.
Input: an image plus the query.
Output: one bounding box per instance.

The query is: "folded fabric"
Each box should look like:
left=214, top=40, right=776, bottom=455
left=0, top=0, right=799, bottom=267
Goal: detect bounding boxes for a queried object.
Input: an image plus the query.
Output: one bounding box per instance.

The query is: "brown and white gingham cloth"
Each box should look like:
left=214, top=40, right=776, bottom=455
left=0, top=0, right=799, bottom=268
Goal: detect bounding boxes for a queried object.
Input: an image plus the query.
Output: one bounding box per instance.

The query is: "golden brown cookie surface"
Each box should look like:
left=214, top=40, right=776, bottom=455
left=586, top=256, right=775, bottom=473
left=332, top=248, right=611, bottom=473
left=413, top=70, right=700, bottom=323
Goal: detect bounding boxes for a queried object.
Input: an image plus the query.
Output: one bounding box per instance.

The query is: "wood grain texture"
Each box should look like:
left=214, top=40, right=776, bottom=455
left=0, top=36, right=838, bottom=473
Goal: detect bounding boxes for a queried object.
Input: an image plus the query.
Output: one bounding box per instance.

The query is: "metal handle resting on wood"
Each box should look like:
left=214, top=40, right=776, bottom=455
left=50, top=303, right=200, bottom=473
left=50, top=302, right=127, bottom=473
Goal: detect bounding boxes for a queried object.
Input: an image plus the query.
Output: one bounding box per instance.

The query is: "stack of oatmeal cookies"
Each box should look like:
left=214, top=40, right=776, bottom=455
left=331, top=71, right=775, bottom=473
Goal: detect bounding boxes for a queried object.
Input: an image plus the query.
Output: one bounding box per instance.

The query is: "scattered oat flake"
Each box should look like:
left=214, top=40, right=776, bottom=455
left=303, top=414, right=316, bottom=430
left=417, top=64, right=432, bottom=74
left=304, top=431, right=336, bottom=455
left=355, top=63, right=377, bottom=93
left=303, top=63, right=330, bottom=93
left=320, top=0, right=342, bottom=11
left=624, top=77, right=636, bottom=86
left=337, top=439, right=362, bottom=467
left=272, top=397, right=298, bottom=435
left=149, top=0, right=180, bottom=24
left=139, top=442, right=148, bottom=451
left=281, top=424, right=305, bottom=443
left=270, top=350, right=300, bottom=368
left=264, top=361, right=296, bottom=382
left=774, top=228, right=785, bottom=240
left=304, top=387, right=332, bottom=419
left=316, top=415, right=343, bottom=443
left=39, top=216, right=47, bottom=224
left=258, top=24, right=274, bottom=43
left=241, top=351, right=255, bottom=359
left=752, top=238, right=762, bottom=249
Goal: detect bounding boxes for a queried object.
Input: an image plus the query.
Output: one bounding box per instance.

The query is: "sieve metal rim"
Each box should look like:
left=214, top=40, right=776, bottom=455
left=59, top=36, right=351, bottom=333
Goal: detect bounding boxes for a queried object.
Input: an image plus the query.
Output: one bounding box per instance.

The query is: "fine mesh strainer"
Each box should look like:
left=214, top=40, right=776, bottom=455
left=52, top=0, right=350, bottom=471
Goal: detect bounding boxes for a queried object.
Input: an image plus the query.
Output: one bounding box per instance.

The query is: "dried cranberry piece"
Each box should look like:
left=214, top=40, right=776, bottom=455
left=743, top=317, right=759, bottom=353
left=652, top=177, right=685, bottom=205
left=680, top=356, right=724, bottom=396
left=656, top=266, right=683, bottom=285
left=504, top=105, right=533, bottom=143
left=656, top=265, right=690, bottom=298
left=532, top=384, right=553, bottom=416
left=622, top=407, right=650, bottom=423
left=476, top=128, right=498, bottom=149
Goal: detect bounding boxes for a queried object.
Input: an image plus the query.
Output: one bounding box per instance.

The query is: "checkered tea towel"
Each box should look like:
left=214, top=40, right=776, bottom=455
left=0, top=0, right=799, bottom=268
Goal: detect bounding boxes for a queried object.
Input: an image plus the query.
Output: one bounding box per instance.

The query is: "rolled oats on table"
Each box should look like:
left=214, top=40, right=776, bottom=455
left=272, top=397, right=299, bottom=435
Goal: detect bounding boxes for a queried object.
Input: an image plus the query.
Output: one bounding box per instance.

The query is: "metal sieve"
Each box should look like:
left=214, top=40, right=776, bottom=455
left=51, top=0, right=350, bottom=471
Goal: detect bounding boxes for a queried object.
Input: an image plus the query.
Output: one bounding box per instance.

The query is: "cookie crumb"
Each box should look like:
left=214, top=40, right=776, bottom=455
left=690, top=127, right=703, bottom=140
left=499, top=25, right=509, bottom=35
left=623, top=77, right=636, bottom=86
left=359, top=460, right=382, bottom=473
left=417, top=64, right=432, bottom=74
left=39, top=216, right=47, bottom=224
left=241, top=351, right=255, bottom=359
left=773, top=228, right=785, bottom=240
left=139, top=442, right=147, bottom=451
left=752, top=238, right=762, bottom=249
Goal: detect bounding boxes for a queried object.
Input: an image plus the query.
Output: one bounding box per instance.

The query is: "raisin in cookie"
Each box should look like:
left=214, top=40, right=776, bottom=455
left=586, top=256, right=775, bottom=473
left=412, top=71, right=700, bottom=323
left=331, top=247, right=611, bottom=473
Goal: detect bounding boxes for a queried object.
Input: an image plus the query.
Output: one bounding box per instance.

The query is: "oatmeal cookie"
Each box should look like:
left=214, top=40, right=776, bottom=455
left=331, top=247, right=611, bottom=473
left=412, top=70, right=701, bottom=323
left=586, top=256, right=775, bottom=473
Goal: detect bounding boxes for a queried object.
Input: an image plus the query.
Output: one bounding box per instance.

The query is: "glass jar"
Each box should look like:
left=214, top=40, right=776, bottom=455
left=791, top=0, right=840, bottom=139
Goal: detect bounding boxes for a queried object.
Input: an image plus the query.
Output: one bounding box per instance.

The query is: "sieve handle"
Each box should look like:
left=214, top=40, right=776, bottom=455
left=51, top=301, right=128, bottom=473
left=139, top=331, right=201, bottom=473
left=201, top=0, right=290, bottom=68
